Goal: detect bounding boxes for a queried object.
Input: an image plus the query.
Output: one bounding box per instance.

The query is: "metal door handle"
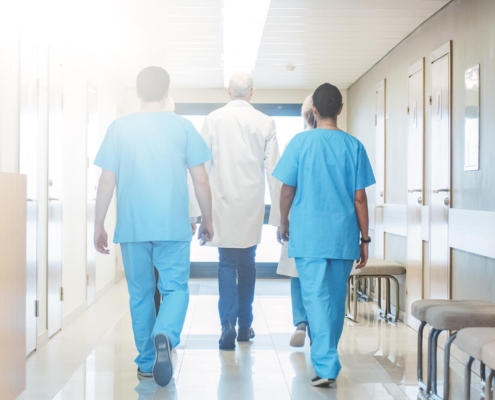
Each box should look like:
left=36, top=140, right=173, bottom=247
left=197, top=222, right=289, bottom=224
left=27, top=198, right=35, bottom=202
left=408, top=189, right=422, bottom=193
left=48, top=197, right=60, bottom=201
left=433, top=188, right=450, bottom=194
left=376, top=205, right=384, bottom=209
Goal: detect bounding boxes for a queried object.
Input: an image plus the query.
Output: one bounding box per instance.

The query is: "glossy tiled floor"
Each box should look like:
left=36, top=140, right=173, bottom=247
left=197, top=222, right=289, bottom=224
left=18, top=279, right=482, bottom=400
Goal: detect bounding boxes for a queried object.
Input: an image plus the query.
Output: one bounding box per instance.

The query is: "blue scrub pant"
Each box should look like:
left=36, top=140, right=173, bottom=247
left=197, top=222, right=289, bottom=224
left=295, top=258, right=353, bottom=379
left=218, top=246, right=257, bottom=328
left=291, top=277, right=308, bottom=326
left=121, top=241, right=190, bottom=373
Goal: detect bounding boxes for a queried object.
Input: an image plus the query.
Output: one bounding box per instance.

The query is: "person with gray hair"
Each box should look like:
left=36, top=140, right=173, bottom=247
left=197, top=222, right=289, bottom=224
left=272, top=95, right=316, bottom=348
left=200, top=72, right=280, bottom=351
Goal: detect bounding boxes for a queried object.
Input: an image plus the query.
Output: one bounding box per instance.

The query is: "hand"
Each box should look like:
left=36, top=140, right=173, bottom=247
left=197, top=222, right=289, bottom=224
left=94, top=224, right=110, bottom=254
left=277, top=223, right=290, bottom=245
left=355, top=242, right=369, bottom=269
left=191, top=223, right=197, bottom=236
left=197, top=220, right=214, bottom=244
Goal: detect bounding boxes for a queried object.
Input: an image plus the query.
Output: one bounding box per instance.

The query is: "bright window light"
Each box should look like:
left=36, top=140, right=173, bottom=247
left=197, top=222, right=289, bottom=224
left=222, top=0, right=271, bottom=87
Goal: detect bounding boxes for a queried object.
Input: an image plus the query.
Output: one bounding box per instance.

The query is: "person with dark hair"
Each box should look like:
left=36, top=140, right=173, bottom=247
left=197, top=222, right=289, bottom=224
left=273, top=83, right=375, bottom=387
left=93, top=66, right=214, bottom=387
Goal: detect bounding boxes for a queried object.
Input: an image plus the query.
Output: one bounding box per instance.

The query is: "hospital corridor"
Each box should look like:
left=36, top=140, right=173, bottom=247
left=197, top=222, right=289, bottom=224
left=1, top=0, right=495, bottom=399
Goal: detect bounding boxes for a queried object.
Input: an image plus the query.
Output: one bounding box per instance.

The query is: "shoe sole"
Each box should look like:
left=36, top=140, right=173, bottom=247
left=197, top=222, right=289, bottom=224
left=311, top=378, right=335, bottom=388
left=153, top=334, right=173, bottom=386
left=237, top=331, right=255, bottom=342
left=290, top=330, right=306, bottom=347
left=137, top=372, right=154, bottom=381
left=219, top=329, right=237, bottom=350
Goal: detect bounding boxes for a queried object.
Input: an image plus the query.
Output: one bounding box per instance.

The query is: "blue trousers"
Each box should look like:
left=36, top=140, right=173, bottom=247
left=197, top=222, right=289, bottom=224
left=291, top=277, right=308, bottom=326
left=218, top=246, right=257, bottom=328
left=295, top=258, right=353, bottom=379
left=121, top=241, right=190, bottom=373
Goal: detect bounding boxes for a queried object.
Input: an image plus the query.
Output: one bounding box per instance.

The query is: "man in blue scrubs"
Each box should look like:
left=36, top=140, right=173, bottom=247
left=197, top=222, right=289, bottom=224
left=273, top=83, right=375, bottom=387
left=93, top=66, right=214, bottom=387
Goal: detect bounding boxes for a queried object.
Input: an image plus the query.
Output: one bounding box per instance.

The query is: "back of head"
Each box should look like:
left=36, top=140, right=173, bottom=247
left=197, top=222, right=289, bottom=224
left=312, top=83, right=342, bottom=120
left=228, top=72, right=254, bottom=100
left=137, top=66, right=170, bottom=102
left=301, top=95, right=316, bottom=129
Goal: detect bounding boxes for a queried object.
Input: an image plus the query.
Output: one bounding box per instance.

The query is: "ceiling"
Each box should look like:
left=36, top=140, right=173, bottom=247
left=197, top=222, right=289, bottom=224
left=82, top=0, right=450, bottom=90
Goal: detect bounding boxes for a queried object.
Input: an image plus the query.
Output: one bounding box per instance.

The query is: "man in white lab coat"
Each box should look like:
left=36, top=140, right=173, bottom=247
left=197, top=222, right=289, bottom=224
left=201, top=72, right=280, bottom=350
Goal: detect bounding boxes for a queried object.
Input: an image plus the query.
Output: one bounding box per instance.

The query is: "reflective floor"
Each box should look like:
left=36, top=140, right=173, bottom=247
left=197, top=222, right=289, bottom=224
left=18, top=279, right=482, bottom=400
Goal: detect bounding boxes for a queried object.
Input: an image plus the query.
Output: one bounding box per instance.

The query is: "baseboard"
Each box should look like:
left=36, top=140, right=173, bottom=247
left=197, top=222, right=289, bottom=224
left=36, top=330, right=49, bottom=350
left=115, top=270, right=125, bottom=283
left=96, top=278, right=115, bottom=302
left=62, top=301, right=87, bottom=329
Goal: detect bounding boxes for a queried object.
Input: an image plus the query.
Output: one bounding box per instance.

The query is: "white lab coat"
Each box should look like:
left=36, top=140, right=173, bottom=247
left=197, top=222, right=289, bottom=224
left=201, top=100, right=280, bottom=248
left=187, top=172, right=201, bottom=221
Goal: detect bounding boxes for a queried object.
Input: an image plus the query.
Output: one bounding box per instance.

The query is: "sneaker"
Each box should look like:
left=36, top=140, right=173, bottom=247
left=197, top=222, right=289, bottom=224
left=219, top=322, right=237, bottom=350
left=311, top=376, right=335, bottom=388
left=237, top=327, right=255, bottom=342
left=137, top=368, right=154, bottom=381
left=153, top=334, right=173, bottom=387
left=289, top=323, right=307, bottom=347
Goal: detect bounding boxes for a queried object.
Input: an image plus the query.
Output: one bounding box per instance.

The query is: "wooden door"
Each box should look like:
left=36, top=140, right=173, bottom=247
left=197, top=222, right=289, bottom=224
left=19, top=37, right=38, bottom=355
left=47, top=56, right=64, bottom=337
left=430, top=42, right=452, bottom=300
left=374, top=80, right=386, bottom=259
left=406, top=59, right=425, bottom=328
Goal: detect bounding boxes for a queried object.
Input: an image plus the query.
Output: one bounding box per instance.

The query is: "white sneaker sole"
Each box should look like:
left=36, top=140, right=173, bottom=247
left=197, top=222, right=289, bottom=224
left=289, top=329, right=306, bottom=347
left=311, top=378, right=335, bottom=388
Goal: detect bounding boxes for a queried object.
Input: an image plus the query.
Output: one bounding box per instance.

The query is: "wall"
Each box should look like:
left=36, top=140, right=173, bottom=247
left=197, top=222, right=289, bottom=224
left=347, top=0, right=495, bottom=311
left=0, top=20, right=124, bottom=347
left=122, top=87, right=348, bottom=132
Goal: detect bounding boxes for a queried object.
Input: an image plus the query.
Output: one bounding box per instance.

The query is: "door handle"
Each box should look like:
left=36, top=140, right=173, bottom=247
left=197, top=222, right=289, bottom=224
left=48, top=197, right=60, bottom=201
left=27, top=198, right=35, bottom=202
left=408, top=189, right=422, bottom=193
left=433, top=188, right=450, bottom=194
left=376, top=205, right=384, bottom=209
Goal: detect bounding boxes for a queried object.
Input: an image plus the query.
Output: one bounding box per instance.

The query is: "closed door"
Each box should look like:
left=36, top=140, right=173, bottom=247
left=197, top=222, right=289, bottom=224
left=374, top=80, right=386, bottom=259
left=47, top=56, right=64, bottom=337
left=406, top=59, right=425, bottom=328
left=430, top=42, right=452, bottom=300
left=86, top=84, right=98, bottom=307
left=20, top=38, right=38, bottom=355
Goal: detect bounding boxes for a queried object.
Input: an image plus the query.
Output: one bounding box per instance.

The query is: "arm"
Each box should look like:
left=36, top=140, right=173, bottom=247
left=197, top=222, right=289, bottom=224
left=276, top=184, right=296, bottom=244
left=94, top=169, right=116, bottom=254
left=354, top=189, right=370, bottom=268
left=189, top=164, right=214, bottom=242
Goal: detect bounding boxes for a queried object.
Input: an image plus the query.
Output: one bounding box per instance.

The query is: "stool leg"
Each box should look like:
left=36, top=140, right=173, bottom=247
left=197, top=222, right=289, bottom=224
left=353, top=276, right=362, bottom=322
left=431, top=329, right=443, bottom=395
left=417, top=321, right=427, bottom=390
left=486, top=369, right=495, bottom=400
left=481, top=362, right=487, bottom=388
left=441, top=332, right=458, bottom=400
left=346, top=276, right=351, bottom=315
left=427, top=328, right=438, bottom=393
left=387, top=275, right=400, bottom=322
left=386, top=278, right=391, bottom=318
left=378, top=278, right=382, bottom=311
left=464, top=356, right=474, bottom=400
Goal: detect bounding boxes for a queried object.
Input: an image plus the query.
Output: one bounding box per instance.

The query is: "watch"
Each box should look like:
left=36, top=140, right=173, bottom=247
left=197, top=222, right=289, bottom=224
left=361, top=237, right=372, bottom=243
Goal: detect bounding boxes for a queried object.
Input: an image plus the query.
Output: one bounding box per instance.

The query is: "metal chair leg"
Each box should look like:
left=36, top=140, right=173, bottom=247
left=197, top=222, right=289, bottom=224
left=464, top=356, right=474, bottom=400
left=386, top=275, right=400, bottom=322
left=431, top=329, right=443, bottom=395
left=482, top=362, right=487, bottom=388
left=439, top=332, right=458, bottom=400
left=427, top=328, right=438, bottom=393
left=486, top=369, right=495, bottom=400
left=418, top=321, right=427, bottom=390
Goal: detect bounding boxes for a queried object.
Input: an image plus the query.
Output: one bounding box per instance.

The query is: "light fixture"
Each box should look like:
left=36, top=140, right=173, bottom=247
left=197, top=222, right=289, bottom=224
left=222, top=0, right=271, bottom=87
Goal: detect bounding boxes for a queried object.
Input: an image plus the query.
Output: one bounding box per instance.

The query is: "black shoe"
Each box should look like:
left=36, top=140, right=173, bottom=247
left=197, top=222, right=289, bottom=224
left=311, top=376, right=335, bottom=388
left=153, top=334, right=173, bottom=386
left=237, top=327, right=255, bottom=342
left=219, top=323, right=237, bottom=350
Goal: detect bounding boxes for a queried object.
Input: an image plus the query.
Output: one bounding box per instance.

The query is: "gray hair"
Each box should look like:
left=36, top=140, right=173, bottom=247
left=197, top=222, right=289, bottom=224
left=228, top=72, right=254, bottom=100
left=302, top=95, right=316, bottom=129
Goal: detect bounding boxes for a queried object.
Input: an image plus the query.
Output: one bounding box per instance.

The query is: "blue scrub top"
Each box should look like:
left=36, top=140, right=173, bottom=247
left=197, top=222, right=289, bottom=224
left=273, top=128, right=375, bottom=260
left=94, top=112, right=212, bottom=243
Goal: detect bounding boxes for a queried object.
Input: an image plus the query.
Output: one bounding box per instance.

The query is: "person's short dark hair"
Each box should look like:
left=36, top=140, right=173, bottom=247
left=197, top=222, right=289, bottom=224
left=136, top=66, right=170, bottom=102
left=312, top=83, right=343, bottom=119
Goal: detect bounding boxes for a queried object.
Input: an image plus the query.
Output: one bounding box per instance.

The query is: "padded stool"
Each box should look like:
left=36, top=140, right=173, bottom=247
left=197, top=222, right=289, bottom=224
left=456, top=328, right=495, bottom=399
left=346, top=259, right=405, bottom=323
left=426, top=306, right=495, bottom=400
left=482, top=342, right=495, bottom=399
left=411, top=299, right=493, bottom=391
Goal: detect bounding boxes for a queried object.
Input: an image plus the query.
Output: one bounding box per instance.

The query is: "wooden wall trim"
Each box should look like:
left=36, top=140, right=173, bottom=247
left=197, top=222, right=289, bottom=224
left=383, top=204, right=407, bottom=237
left=449, top=209, right=495, bottom=259
left=422, top=206, right=430, bottom=242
